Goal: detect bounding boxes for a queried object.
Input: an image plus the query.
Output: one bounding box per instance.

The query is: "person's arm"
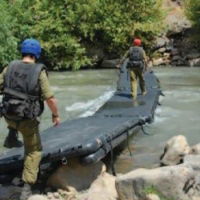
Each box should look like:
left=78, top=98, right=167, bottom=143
left=39, top=69, right=60, bottom=126
left=143, top=50, right=148, bottom=71
left=116, top=50, right=129, bottom=68
left=46, top=97, right=60, bottom=126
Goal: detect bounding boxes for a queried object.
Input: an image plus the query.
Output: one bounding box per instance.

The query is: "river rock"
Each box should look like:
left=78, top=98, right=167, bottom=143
left=28, top=195, right=48, bottom=200
left=190, top=144, right=200, bottom=155
left=171, top=48, right=179, bottom=56
left=188, top=58, right=200, bottom=67
left=0, top=185, right=21, bottom=200
left=160, top=135, right=190, bottom=166
left=146, top=194, right=160, bottom=200
left=101, top=59, right=119, bottom=68
left=152, top=58, right=166, bottom=66
left=84, top=172, right=117, bottom=200
left=184, top=155, right=200, bottom=170
left=158, top=47, right=167, bottom=53
left=116, top=165, right=195, bottom=200
left=154, top=36, right=169, bottom=49
left=186, top=52, right=200, bottom=60
left=47, top=158, right=106, bottom=191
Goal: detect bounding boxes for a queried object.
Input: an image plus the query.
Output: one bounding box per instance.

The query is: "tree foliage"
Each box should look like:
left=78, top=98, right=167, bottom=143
left=0, top=1, right=19, bottom=67
left=185, top=0, right=200, bottom=28
left=0, top=0, right=164, bottom=70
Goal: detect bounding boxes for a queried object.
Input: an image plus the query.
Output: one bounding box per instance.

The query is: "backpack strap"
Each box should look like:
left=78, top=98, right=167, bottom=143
left=28, top=63, right=45, bottom=93
left=4, top=60, right=21, bottom=88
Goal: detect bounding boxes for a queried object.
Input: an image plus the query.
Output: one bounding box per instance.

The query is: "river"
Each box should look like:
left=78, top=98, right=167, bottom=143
left=0, top=67, right=200, bottom=174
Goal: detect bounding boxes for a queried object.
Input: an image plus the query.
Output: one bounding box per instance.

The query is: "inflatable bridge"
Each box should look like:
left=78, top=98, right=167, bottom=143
left=0, top=61, right=161, bottom=183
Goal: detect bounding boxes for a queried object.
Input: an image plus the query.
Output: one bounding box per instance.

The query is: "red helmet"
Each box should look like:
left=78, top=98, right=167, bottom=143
left=133, top=38, right=141, bottom=46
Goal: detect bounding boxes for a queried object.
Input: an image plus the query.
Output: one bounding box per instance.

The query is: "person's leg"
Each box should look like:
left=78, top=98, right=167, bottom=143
left=17, top=119, right=42, bottom=185
left=130, top=69, right=138, bottom=99
left=4, top=126, right=23, bottom=148
left=18, top=119, right=42, bottom=200
left=5, top=118, right=42, bottom=200
left=137, top=69, right=146, bottom=95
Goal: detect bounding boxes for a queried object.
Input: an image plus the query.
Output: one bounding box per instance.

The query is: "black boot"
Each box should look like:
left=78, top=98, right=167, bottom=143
left=20, top=183, right=32, bottom=200
left=3, top=128, right=23, bottom=148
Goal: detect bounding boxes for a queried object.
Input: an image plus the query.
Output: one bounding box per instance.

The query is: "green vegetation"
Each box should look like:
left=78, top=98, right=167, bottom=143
left=185, top=0, right=200, bottom=28
left=144, top=185, right=176, bottom=200
left=0, top=1, right=19, bottom=67
left=0, top=0, right=164, bottom=70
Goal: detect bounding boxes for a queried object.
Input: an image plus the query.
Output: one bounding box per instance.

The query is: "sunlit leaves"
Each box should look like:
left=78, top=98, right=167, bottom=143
left=1, top=0, right=164, bottom=70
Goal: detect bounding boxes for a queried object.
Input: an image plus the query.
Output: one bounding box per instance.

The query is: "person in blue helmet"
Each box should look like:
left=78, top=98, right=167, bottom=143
left=0, top=38, right=60, bottom=200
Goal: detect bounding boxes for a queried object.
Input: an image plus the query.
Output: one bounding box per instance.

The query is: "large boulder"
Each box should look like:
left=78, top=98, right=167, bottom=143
left=47, top=158, right=106, bottom=191
left=116, top=165, right=196, bottom=200
left=83, top=172, right=118, bottom=200
left=160, top=135, right=190, bottom=166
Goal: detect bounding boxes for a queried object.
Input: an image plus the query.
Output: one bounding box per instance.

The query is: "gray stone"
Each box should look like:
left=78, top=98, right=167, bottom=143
left=101, top=59, right=119, bottom=68
left=47, top=158, right=106, bottom=191
left=152, top=58, right=165, bottom=66
left=160, top=135, right=190, bottom=166
left=0, top=185, right=21, bottom=200
left=158, top=48, right=167, bottom=53
left=190, top=144, right=200, bottom=155
left=184, top=155, right=200, bottom=170
left=146, top=194, right=160, bottom=200
left=28, top=195, right=48, bottom=200
left=186, top=53, right=200, bottom=60
left=85, top=172, right=118, bottom=200
left=155, top=37, right=169, bottom=48
left=116, top=165, right=195, bottom=200
left=188, top=58, right=200, bottom=67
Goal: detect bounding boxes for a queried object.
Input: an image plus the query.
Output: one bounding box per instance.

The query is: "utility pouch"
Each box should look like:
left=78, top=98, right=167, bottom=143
left=127, top=61, right=143, bottom=69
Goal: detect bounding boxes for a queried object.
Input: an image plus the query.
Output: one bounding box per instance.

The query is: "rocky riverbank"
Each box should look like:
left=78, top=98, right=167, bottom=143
left=100, top=0, right=200, bottom=68
left=151, top=0, right=200, bottom=67
left=2, top=135, right=200, bottom=200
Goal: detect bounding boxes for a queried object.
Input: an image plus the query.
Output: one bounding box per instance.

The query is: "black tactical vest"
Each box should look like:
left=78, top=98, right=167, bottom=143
left=2, top=60, right=45, bottom=120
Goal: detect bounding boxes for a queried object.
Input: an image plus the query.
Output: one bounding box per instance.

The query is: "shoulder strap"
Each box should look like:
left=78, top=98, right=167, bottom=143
left=4, top=60, right=21, bottom=88
left=28, top=63, right=45, bottom=92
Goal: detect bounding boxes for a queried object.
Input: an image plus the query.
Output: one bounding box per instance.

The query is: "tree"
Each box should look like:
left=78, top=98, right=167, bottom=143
left=3, top=0, right=164, bottom=70
left=0, top=1, right=19, bottom=68
left=185, top=0, right=200, bottom=28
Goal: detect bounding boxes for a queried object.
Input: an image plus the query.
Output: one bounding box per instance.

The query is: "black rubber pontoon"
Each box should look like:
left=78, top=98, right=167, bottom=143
left=0, top=61, right=161, bottom=180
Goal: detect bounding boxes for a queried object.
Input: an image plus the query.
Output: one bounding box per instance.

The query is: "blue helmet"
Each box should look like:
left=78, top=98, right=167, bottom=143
left=21, top=38, right=41, bottom=59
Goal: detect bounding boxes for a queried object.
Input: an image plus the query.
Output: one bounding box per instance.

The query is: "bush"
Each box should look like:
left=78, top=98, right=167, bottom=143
left=2, top=0, right=165, bottom=70
left=0, top=1, right=19, bottom=68
left=185, top=0, right=200, bottom=28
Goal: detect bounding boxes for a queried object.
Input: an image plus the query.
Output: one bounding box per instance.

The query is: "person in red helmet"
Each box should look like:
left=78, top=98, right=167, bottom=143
left=117, top=38, right=147, bottom=100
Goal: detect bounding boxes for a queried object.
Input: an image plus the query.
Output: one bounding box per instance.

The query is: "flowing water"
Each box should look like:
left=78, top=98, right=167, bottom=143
left=0, top=67, right=200, bottom=173
left=115, top=67, right=200, bottom=173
